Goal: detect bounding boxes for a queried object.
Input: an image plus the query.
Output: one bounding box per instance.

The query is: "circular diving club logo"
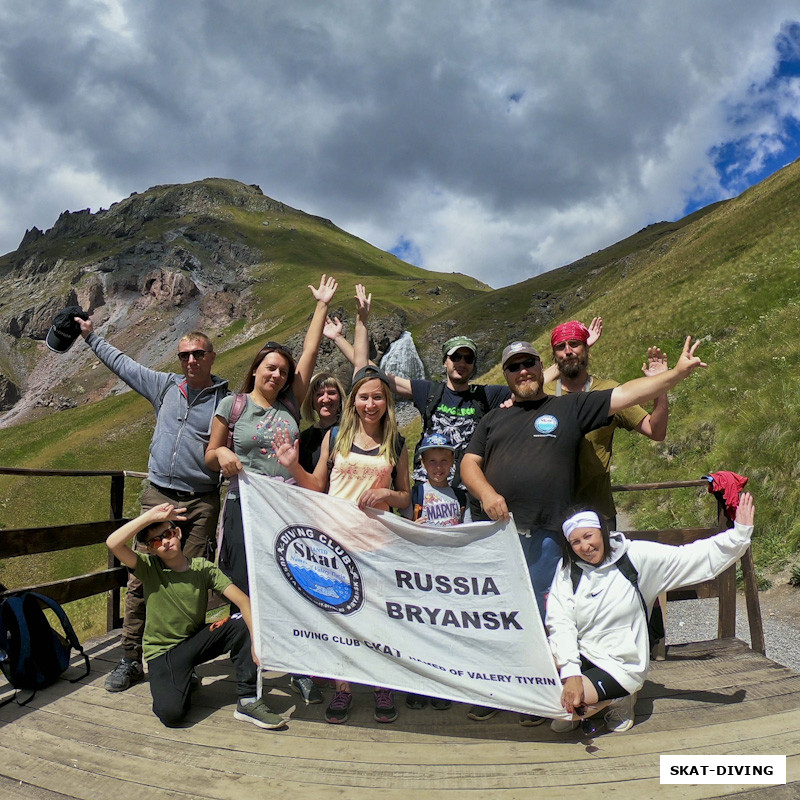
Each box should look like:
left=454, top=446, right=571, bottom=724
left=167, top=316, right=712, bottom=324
left=534, top=414, right=558, bottom=434
left=275, top=525, right=363, bottom=614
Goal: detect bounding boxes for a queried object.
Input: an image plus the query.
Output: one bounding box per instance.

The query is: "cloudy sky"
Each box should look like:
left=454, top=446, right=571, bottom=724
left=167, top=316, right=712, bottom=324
left=2, top=1, right=800, bottom=287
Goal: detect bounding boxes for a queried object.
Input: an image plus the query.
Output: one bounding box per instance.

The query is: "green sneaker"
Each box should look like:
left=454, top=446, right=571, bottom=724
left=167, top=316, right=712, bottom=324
left=234, top=698, right=285, bottom=730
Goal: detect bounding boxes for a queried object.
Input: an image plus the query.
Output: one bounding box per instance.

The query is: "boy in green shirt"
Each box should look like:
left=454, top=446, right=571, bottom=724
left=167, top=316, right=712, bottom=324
left=106, top=503, right=284, bottom=729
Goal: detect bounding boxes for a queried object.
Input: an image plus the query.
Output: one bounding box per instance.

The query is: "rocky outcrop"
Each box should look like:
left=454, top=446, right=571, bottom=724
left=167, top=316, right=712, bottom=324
left=0, top=375, right=20, bottom=411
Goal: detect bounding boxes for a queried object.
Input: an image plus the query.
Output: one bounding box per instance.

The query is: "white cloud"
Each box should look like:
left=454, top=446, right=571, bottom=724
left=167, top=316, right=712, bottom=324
left=1, top=1, right=799, bottom=286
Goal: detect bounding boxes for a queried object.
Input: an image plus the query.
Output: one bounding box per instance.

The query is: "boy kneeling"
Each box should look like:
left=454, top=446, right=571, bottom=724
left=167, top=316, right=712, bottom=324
left=106, top=503, right=284, bottom=730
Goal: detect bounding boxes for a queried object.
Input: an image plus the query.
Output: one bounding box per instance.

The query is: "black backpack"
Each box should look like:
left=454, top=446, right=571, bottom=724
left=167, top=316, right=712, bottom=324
left=0, top=591, right=91, bottom=706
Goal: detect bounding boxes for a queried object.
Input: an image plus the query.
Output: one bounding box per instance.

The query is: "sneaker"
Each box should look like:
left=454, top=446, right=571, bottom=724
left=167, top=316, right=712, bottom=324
left=518, top=713, right=546, bottom=727
left=234, top=698, right=285, bottom=730
left=550, top=718, right=580, bottom=733
left=467, top=704, right=498, bottom=721
left=374, top=689, right=398, bottom=723
left=605, top=692, right=637, bottom=733
left=289, top=675, right=323, bottom=704
left=104, top=657, right=143, bottom=692
left=405, top=693, right=428, bottom=710
left=325, top=690, right=353, bottom=724
left=430, top=698, right=452, bottom=710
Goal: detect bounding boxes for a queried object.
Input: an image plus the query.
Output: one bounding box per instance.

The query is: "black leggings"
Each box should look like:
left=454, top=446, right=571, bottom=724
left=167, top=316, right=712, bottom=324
left=580, top=655, right=627, bottom=702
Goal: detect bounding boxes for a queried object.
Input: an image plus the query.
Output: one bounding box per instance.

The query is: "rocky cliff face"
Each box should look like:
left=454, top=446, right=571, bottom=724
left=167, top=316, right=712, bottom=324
left=0, top=181, right=295, bottom=425
left=0, top=179, right=416, bottom=427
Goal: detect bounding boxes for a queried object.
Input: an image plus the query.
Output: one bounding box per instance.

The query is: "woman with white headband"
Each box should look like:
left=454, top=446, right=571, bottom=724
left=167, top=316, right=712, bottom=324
left=545, top=494, right=754, bottom=733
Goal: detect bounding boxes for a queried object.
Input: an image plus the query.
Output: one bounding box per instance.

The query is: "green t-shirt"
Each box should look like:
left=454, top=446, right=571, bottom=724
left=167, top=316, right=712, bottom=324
left=134, top=553, right=232, bottom=662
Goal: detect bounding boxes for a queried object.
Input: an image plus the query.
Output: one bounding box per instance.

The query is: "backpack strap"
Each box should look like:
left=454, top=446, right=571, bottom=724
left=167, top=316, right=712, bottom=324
left=30, top=592, right=90, bottom=682
left=570, top=553, right=648, bottom=620
left=225, top=393, right=248, bottom=450
left=614, top=553, right=649, bottom=620
left=422, top=382, right=447, bottom=431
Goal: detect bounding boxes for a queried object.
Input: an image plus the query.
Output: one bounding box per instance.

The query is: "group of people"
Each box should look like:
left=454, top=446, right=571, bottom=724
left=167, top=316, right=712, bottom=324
left=83, top=275, right=755, bottom=735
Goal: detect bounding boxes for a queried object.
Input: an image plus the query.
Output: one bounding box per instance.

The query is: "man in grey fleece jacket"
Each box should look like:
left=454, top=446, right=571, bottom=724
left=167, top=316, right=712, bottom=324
left=77, top=318, right=229, bottom=691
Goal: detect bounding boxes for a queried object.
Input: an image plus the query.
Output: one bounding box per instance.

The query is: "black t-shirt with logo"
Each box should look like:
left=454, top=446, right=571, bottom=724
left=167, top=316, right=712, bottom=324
left=410, top=379, right=511, bottom=484
left=465, top=390, right=614, bottom=530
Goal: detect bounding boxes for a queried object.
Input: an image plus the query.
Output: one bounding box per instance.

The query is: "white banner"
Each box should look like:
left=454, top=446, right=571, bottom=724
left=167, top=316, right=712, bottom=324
left=240, top=472, right=566, bottom=717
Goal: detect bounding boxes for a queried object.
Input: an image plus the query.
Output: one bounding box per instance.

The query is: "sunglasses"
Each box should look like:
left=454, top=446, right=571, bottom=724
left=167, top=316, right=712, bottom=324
left=145, top=526, right=180, bottom=548
left=449, top=352, right=475, bottom=365
left=178, top=349, right=208, bottom=362
left=505, top=357, right=540, bottom=373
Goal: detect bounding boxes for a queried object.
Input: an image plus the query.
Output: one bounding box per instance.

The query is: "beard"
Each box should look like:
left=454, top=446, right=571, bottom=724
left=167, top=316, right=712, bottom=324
left=513, top=378, right=542, bottom=400
left=557, top=351, right=589, bottom=379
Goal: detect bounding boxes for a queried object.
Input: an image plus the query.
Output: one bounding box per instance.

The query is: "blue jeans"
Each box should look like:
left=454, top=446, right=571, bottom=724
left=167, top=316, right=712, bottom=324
left=518, top=528, right=562, bottom=621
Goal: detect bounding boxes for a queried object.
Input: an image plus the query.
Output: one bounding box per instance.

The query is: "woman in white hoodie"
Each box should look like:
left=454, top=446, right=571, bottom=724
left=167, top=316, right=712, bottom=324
left=545, top=493, right=754, bottom=733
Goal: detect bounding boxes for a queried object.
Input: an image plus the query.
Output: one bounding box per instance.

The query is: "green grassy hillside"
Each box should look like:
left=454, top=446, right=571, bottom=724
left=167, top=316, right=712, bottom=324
left=2, top=162, right=800, bottom=636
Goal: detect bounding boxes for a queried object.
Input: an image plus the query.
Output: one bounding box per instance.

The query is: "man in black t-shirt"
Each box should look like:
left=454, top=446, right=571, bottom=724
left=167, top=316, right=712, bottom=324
left=326, top=320, right=510, bottom=486
left=462, top=337, right=707, bottom=620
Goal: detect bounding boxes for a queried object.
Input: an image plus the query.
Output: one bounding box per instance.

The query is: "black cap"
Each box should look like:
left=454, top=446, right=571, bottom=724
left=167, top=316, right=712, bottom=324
left=46, top=306, right=89, bottom=353
left=352, top=364, right=391, bottom=387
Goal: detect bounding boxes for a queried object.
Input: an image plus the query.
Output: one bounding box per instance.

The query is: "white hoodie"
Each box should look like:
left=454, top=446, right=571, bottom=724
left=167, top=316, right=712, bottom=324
left=545, top=521, right=753, bottom=694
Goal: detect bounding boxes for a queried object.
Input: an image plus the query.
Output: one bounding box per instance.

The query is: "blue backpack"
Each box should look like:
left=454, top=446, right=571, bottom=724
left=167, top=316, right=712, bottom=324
left=0, top=591, right=91, bottom=706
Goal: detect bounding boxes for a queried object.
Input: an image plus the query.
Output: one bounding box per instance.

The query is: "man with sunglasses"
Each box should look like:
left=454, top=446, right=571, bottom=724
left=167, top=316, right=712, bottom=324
left=325, top=324, right=511, bottom=487
left=77, top=318, right=229, bottom=692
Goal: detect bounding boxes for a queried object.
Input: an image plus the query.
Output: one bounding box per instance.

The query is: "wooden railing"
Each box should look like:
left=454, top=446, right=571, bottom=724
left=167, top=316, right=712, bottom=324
left=0, top=466, right=146, bottom=631
left=613, top=478, right=765, bottom=655
left=0, top=468, right=764, bottom=655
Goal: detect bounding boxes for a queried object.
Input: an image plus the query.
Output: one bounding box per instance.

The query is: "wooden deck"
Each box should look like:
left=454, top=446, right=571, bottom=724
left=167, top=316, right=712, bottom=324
left=1, top=635, right=799, bottom=800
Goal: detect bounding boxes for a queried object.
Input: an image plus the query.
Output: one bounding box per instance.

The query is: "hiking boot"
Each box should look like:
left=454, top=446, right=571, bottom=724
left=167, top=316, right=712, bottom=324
left=467, top=704, right=498, bottom=721
left=104, top=657, right=143, bottom=692
left=605, top=692, right=637, bottom=733
left=234, top=698, right=285, bottom=730
left=430, top=697, right=452, bottom=710
left=325, top=690, right=353, bottom=724
left=289, top=675, right=323, bottom=704
left=374, top=688, right=398, bottom=723
left=518, top=713, right=546, bottom=727
left=550, top=718, right=580, bottom=733
left=405, top=693, right=428, bottom=710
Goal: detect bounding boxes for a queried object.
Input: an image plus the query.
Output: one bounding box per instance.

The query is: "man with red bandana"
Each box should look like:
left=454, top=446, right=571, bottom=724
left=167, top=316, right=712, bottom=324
left=544, top=320, right=669, bottom=528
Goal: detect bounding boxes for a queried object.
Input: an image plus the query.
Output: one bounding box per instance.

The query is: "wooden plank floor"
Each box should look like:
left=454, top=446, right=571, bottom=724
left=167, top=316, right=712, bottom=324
left=1, top=635, right=799, bottom=800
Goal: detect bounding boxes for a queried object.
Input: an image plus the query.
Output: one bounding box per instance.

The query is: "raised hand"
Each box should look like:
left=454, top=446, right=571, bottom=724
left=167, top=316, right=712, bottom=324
left=323, top=315, right=343, bottom=341
left=143, top=503, right=188, bottom=525
left=309, top=274, right=338, bottom=305
left=736, top=492, right=755, bottom=526
left=642, top=346, right=668, bottom=377
left=271, top=426, right=299, bottom=469
left=355, top=283, right=372, bottom=321
left=586, top=317, right=603, bottom=348
left=675, top=336, right=708, bottom=376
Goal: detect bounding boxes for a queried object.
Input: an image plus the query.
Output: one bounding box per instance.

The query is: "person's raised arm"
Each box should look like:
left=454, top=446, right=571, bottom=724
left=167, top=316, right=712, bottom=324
left=106, top=503, right=187, bottom=569
left=271, top=427, right=325, bottom=491
left=609, top=336, right=706, bottom=415
left=635, top=346, right=669, bottom=441
left=460, top=452, right=509, bottom=520
left=293, top=274, right=339, bottom=401
left=351, top=284, right=412, bottom=396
